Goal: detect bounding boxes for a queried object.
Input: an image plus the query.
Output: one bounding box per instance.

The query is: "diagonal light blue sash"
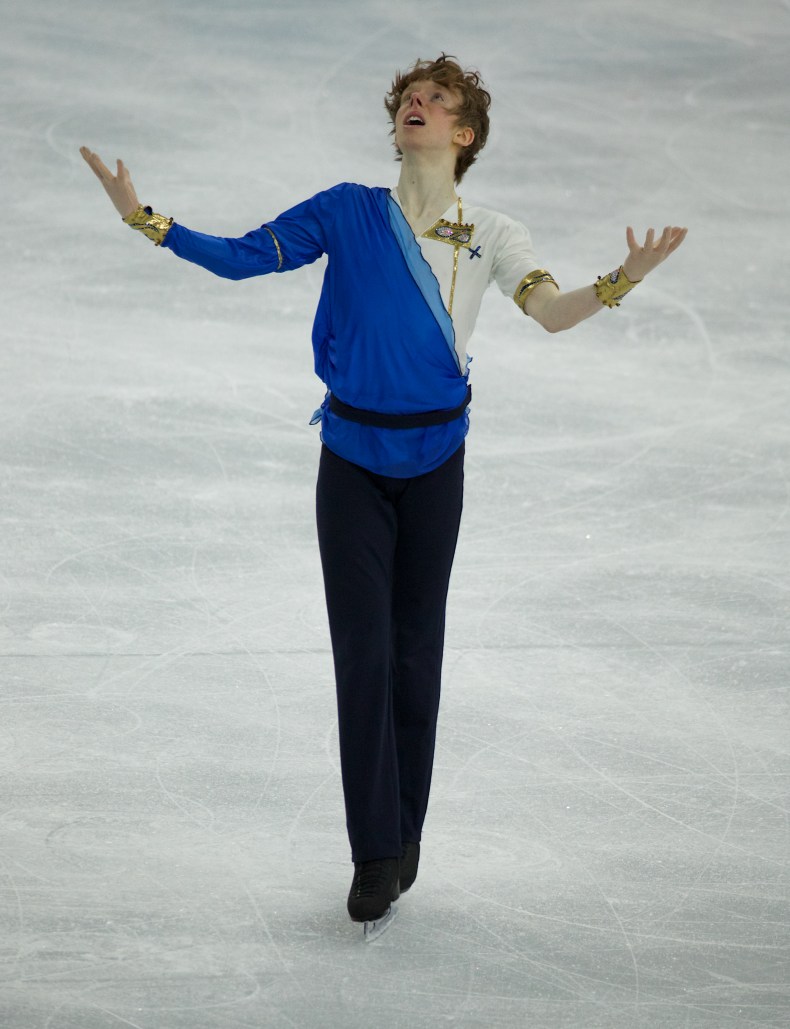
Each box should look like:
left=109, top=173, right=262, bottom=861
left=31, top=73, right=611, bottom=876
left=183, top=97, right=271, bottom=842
left=386, top=193, right=460, bottom=372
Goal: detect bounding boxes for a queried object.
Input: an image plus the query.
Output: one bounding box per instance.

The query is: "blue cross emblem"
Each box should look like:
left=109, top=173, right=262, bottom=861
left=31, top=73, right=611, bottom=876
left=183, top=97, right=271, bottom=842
left=469, top=246, right=482, bottom=260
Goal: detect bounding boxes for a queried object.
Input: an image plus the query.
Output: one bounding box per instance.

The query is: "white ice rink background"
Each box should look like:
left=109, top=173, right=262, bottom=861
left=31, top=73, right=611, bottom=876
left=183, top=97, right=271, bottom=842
left=1, top=0, right=789, bottom=1026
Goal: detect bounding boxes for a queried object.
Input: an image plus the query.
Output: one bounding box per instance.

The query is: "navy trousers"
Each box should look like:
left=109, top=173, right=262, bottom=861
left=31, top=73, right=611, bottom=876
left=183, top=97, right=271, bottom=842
left=316, top=442, right=465, bottom=863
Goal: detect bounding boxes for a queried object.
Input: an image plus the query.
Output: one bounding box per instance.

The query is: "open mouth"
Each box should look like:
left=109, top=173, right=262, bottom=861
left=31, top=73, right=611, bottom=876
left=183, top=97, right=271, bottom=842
left=405, top=115, right=425, bottom=126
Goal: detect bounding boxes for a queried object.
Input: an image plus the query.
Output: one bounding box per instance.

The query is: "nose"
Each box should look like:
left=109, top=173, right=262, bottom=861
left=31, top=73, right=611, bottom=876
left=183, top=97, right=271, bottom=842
left=409, top=92, right=424, bottom=107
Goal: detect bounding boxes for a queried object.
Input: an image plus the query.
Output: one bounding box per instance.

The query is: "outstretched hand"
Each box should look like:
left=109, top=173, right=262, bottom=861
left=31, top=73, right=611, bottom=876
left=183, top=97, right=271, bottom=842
left=80, top=147, right=140, bottom=219
left=623, top=225, right=687, bottom=282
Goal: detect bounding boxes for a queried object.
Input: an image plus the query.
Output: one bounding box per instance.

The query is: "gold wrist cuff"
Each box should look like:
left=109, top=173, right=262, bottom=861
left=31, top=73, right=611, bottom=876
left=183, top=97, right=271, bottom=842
left=513, top=269, right=559, bottom=310
left=122, top=204, right=173, bottom=245
left=594, top=266, right=641, bottom=308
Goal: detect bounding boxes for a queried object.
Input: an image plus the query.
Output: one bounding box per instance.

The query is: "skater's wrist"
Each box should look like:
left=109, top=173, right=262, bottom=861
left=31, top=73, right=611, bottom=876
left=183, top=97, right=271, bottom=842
left=123, top=204, right=173, bottom=246
left=621, top=257, right=647, bottom=284
left=593, top=265, right=642, bottom=309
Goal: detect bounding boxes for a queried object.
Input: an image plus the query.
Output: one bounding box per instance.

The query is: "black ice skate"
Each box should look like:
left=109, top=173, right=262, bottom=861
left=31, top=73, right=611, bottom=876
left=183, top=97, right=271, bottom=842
left=400, top=841, right=420, bottom=893
left=347, top=858, right=400, bottom=941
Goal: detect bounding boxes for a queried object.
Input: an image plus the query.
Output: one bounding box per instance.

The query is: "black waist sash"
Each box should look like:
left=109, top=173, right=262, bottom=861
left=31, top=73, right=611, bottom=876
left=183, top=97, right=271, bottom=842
left=328, top=385, right=471, bottom=430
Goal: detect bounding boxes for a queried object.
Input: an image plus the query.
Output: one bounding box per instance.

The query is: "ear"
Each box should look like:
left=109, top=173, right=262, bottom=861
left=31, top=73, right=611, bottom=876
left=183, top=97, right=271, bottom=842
left=454, top=125, right=475, bottom=149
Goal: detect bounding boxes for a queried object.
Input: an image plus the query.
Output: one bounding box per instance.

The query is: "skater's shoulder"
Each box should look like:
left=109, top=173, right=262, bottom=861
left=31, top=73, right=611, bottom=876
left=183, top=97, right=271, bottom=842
left=454, top=199, right=537, bottom=252
left=460, top=196, right=530, bottom=228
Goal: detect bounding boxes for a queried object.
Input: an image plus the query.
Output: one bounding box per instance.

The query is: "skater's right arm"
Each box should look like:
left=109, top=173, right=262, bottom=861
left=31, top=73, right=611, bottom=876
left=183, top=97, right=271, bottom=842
left=79, top=147, right=326, bottom=281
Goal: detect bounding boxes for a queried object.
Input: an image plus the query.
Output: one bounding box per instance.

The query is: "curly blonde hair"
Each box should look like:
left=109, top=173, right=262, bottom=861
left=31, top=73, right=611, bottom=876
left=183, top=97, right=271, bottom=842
left=384, top=54, right=491, bottom=183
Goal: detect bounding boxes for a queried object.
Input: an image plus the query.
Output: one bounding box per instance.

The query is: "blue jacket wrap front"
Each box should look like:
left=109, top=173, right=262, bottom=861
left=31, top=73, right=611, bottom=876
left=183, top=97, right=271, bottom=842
left=161, top=182, right=470, bottom=477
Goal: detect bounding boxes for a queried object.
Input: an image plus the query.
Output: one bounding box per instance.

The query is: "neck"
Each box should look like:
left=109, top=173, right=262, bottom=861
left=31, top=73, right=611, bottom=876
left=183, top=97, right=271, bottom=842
left=395, top=152, right=458, bottom=225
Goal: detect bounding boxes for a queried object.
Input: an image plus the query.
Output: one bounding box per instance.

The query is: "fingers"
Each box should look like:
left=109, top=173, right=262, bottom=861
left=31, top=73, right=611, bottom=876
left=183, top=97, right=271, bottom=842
left=80, top=146, right=115, bottom=183
left=629, top=225, right=688, bottom=255
left=666, top=226, right=688, bottom=255
left=80, top=147, right=132, bottom=188
left=80, top=146, right=140, bottom=217
left=622, top=223, right=687, bottom=281
left=655, top=226, right=687, bottom=255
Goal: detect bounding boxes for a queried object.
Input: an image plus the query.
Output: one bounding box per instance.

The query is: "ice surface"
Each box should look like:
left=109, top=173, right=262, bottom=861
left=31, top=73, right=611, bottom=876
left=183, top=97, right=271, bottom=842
left=1, top=1, right=788, bottom=1026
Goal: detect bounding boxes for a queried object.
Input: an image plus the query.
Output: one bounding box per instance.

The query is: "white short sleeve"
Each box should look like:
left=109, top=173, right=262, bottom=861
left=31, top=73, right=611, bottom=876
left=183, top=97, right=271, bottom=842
left=489, top=214, right=542, bottom=303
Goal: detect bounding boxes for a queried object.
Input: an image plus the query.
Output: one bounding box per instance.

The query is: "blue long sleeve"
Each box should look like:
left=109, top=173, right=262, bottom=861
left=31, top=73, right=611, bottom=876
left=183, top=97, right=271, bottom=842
left=161, top=189, right=335, bottom=280
left=161, top=222, right=284, bottom=280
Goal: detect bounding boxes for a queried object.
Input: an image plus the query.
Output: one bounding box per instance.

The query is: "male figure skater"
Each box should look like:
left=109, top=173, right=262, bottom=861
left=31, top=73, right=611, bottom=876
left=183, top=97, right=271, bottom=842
left=81, top=54, right=686, bottom=938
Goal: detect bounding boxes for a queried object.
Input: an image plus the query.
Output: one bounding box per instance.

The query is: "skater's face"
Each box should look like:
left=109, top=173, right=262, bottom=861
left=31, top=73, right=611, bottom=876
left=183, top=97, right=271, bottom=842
left=394, top=79, right=475, bottom=158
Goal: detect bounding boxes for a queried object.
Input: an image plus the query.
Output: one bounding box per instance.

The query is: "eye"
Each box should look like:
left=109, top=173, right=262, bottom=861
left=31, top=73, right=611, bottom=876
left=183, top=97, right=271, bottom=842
left=432, top=92, right=445, bottom=101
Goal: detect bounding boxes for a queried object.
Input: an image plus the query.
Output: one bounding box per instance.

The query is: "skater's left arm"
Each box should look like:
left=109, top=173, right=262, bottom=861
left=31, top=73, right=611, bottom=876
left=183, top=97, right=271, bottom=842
left=524, top=225, right=688, bottom=333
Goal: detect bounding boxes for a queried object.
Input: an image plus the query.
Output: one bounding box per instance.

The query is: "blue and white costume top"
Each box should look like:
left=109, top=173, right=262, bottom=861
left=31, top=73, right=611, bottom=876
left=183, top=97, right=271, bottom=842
left=161, top=182, right=542, bottom=477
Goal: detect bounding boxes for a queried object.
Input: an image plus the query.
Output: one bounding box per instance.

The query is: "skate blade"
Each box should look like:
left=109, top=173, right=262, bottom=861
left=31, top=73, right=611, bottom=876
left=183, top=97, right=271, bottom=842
left=363, top=902, right=398, bottom=942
